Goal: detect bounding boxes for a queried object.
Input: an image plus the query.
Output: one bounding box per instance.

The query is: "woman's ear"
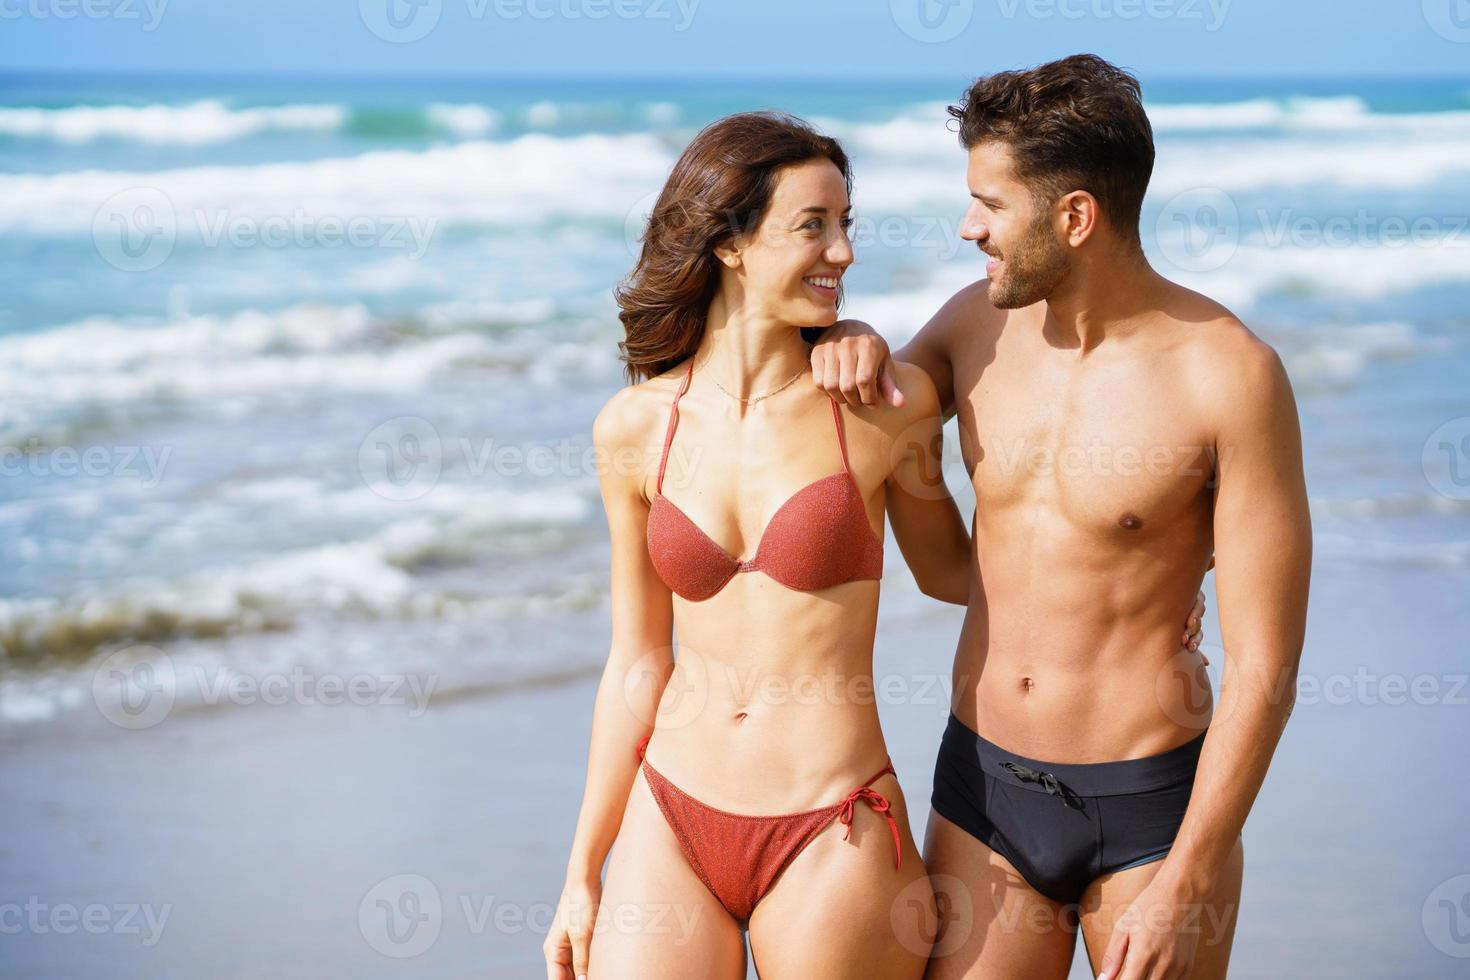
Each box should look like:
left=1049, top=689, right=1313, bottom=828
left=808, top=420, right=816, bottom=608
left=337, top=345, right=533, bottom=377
left=713, top=238, right=742, bottom=269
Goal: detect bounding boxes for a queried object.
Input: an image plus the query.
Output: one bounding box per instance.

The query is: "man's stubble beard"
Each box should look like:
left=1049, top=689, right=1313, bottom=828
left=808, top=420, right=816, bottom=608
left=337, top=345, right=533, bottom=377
left=986, top=212, right=1070, bottom=310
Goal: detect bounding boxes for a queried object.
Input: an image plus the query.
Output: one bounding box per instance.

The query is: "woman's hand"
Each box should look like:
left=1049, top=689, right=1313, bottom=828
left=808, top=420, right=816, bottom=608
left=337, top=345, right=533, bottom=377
left=543, top=876, right=601, bottom=980
left=1184, top=590, right=1208, bottom=664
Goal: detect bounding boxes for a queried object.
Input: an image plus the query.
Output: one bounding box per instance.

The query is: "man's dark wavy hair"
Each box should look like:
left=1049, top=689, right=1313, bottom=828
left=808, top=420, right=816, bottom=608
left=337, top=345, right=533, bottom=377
left=949, top=54, right=1155, bottom=247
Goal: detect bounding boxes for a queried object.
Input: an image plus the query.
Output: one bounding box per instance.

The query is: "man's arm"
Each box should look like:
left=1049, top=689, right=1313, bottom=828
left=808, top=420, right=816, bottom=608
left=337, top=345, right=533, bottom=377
left=810, top=282, right=973, bottom=417
left=883, top=362, right=971, bottom=604
left=1100, top=336, right=1312, bottom=980
left=1171, top=340, right=1311, bottom=888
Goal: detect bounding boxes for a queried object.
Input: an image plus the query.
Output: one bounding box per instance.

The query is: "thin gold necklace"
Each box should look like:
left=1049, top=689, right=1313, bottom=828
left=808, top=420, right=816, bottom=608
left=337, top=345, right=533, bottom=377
left=699, top=355, right=807, bottom=406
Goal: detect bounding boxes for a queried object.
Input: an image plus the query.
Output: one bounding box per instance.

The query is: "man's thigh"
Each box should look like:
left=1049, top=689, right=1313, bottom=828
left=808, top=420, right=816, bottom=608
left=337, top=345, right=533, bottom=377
left=1076, top=838, right=1244, bottom=979
left=921, top=810, right=1078, bottom=980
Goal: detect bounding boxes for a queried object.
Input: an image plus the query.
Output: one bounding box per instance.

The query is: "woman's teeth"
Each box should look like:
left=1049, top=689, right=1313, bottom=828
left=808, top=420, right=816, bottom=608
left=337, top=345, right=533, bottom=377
left=804, top=276, right=838, bottom=289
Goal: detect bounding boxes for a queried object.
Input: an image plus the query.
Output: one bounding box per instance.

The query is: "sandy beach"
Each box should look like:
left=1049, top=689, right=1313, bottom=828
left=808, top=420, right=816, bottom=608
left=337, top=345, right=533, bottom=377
left=4, top=556, right=1467, bottom=979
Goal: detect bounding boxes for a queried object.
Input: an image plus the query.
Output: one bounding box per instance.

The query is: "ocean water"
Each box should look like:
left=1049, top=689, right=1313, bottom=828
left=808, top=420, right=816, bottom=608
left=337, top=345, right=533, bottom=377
left=2, top=73, right=1467, bottom=718
left=1, top=72, right=1468, bottom=709
left=0, top=71, right=1468, bottom=976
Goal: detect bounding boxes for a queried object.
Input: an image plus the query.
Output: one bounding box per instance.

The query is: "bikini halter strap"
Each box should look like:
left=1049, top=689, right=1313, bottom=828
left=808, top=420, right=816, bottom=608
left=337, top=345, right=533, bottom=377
left=655, top=359, right=697, bottom=496
left=656, top=359, right=852, bottom=493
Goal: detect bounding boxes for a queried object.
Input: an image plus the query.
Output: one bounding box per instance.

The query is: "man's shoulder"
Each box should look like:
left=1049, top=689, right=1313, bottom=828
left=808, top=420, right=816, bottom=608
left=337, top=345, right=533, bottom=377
left=929, top=278, right=1008, bottom=339
left=1162, top=285, right=1292, bottom=408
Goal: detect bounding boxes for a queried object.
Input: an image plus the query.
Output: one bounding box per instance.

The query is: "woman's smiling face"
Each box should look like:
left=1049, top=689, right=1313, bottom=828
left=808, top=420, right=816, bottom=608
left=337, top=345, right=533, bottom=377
left=719, top=157, right=854, bottom=327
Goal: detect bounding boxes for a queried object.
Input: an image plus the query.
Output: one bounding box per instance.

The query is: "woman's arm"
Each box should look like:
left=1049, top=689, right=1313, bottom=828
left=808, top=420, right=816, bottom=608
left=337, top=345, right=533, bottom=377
left=883, top=362, right=972, bottom=605
left=545, top=388, right=675, bottom=980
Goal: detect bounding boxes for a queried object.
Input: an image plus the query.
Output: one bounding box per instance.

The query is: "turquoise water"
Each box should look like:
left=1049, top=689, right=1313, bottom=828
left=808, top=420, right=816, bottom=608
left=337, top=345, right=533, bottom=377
left=1, top=70, right=1467, bottom=696
left=1, top=70, right=1467, bottom=697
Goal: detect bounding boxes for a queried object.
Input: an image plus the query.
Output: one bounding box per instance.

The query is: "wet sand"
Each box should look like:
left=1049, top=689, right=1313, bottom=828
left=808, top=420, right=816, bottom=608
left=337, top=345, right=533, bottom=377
left=2, top=559, right=1465, bottom=979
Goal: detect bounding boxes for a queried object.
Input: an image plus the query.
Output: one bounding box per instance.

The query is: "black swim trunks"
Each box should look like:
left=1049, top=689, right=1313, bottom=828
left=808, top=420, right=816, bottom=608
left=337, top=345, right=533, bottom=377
left=930, top=712, right=1206, bottom=906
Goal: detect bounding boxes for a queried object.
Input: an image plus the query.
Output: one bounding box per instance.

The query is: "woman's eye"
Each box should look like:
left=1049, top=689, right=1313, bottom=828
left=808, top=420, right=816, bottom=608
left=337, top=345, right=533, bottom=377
left=839, top=217, right=854, bottom=231
left=801, top=219, right=822, bottom=231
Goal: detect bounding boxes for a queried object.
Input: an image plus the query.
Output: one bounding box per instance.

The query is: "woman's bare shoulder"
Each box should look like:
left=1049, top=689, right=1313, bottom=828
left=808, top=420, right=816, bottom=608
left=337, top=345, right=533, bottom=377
left=848, top=359, right=941, bottom=438
left=592, top=361, right=688, bottom=450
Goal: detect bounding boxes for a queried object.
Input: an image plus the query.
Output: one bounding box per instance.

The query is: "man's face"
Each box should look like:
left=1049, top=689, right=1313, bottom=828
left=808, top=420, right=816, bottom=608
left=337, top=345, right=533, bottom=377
left=960, top=141, right=1069, bottom=310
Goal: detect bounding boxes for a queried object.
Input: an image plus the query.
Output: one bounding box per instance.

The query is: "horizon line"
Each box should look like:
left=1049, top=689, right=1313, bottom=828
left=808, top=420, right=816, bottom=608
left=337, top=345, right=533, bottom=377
left=2, top=67, right=1468, bottom=82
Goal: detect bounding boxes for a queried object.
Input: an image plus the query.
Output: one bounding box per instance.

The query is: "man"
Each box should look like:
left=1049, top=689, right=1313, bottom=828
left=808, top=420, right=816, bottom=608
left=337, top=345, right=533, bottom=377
left=811, top=55, right=1311, bottom=978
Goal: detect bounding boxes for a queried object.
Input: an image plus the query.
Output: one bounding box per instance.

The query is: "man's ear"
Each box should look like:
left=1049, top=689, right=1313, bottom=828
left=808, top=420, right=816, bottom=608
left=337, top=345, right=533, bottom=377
left=1058, top=190, right=1099, bottom=248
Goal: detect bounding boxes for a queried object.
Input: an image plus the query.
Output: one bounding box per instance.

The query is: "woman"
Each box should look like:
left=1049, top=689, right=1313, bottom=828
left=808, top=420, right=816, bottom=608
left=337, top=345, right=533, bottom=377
left=544, top=112, right=1202, bottom=979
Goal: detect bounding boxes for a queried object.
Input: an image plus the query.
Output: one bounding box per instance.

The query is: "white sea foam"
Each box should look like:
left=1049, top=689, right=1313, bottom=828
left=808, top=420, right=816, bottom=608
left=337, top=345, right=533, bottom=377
left=1272, top=322, right=1454, bottom=384
left=1162, top=238, right=1470, bottom=311
left=1148, top=96, right=1470, bottom=134
left=4, top=105, right=1465, bottom=238
left=0, top=132, right=674, bottom=232
left=0, top=486, right=591, bottom=662
left=0, top=100, right=346, bottom=144
left=426, top=103, right=501, bottom=137
left=1149, top=136, right=1470, bottom=195
left=0, top=301, right=617, bottom=444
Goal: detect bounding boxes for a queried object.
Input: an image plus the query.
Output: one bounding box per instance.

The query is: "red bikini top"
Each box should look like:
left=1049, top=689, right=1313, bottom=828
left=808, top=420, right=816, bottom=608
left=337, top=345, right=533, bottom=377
left=646, top=359, right=884, bottom=602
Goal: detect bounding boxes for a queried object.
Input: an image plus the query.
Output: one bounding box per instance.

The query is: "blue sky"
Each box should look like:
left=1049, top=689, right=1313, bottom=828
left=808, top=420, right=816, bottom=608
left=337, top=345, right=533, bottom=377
left=1, top=0, right=1467, bottom=76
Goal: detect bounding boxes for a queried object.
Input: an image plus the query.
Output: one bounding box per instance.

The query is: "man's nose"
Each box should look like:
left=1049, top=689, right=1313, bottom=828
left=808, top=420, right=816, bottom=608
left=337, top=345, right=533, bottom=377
left=961, top=210, right=988, bottom=242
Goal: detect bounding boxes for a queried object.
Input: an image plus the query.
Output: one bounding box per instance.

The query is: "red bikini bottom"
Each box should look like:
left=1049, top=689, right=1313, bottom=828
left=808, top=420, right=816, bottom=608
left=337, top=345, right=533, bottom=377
left=634, top=734, right=903, bottom=921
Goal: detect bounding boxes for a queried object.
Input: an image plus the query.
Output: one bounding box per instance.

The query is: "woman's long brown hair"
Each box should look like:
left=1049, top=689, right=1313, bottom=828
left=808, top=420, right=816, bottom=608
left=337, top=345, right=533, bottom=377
left=616, top=111, right=852, bottom=383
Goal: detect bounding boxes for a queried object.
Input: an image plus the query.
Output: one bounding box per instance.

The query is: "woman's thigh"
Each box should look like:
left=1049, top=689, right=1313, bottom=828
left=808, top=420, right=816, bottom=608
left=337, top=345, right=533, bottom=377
left=588, top=769, right=746, bottom=980
left=746, top=775, right=934, bottom=980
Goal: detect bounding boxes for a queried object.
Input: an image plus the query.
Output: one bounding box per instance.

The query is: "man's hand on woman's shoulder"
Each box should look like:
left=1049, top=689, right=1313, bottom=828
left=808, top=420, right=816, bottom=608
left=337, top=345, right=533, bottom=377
left=809, top=319, right=903, bottom=408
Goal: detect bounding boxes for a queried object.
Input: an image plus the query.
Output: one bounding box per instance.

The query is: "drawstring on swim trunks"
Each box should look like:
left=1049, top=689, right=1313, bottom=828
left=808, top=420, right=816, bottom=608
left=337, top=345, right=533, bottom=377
left=1000, top=760, right=1081, bottom=809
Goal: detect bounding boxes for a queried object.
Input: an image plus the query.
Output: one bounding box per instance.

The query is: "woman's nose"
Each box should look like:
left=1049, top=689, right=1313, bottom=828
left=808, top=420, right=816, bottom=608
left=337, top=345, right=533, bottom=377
left=827, top=232, right=854, bottom=266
